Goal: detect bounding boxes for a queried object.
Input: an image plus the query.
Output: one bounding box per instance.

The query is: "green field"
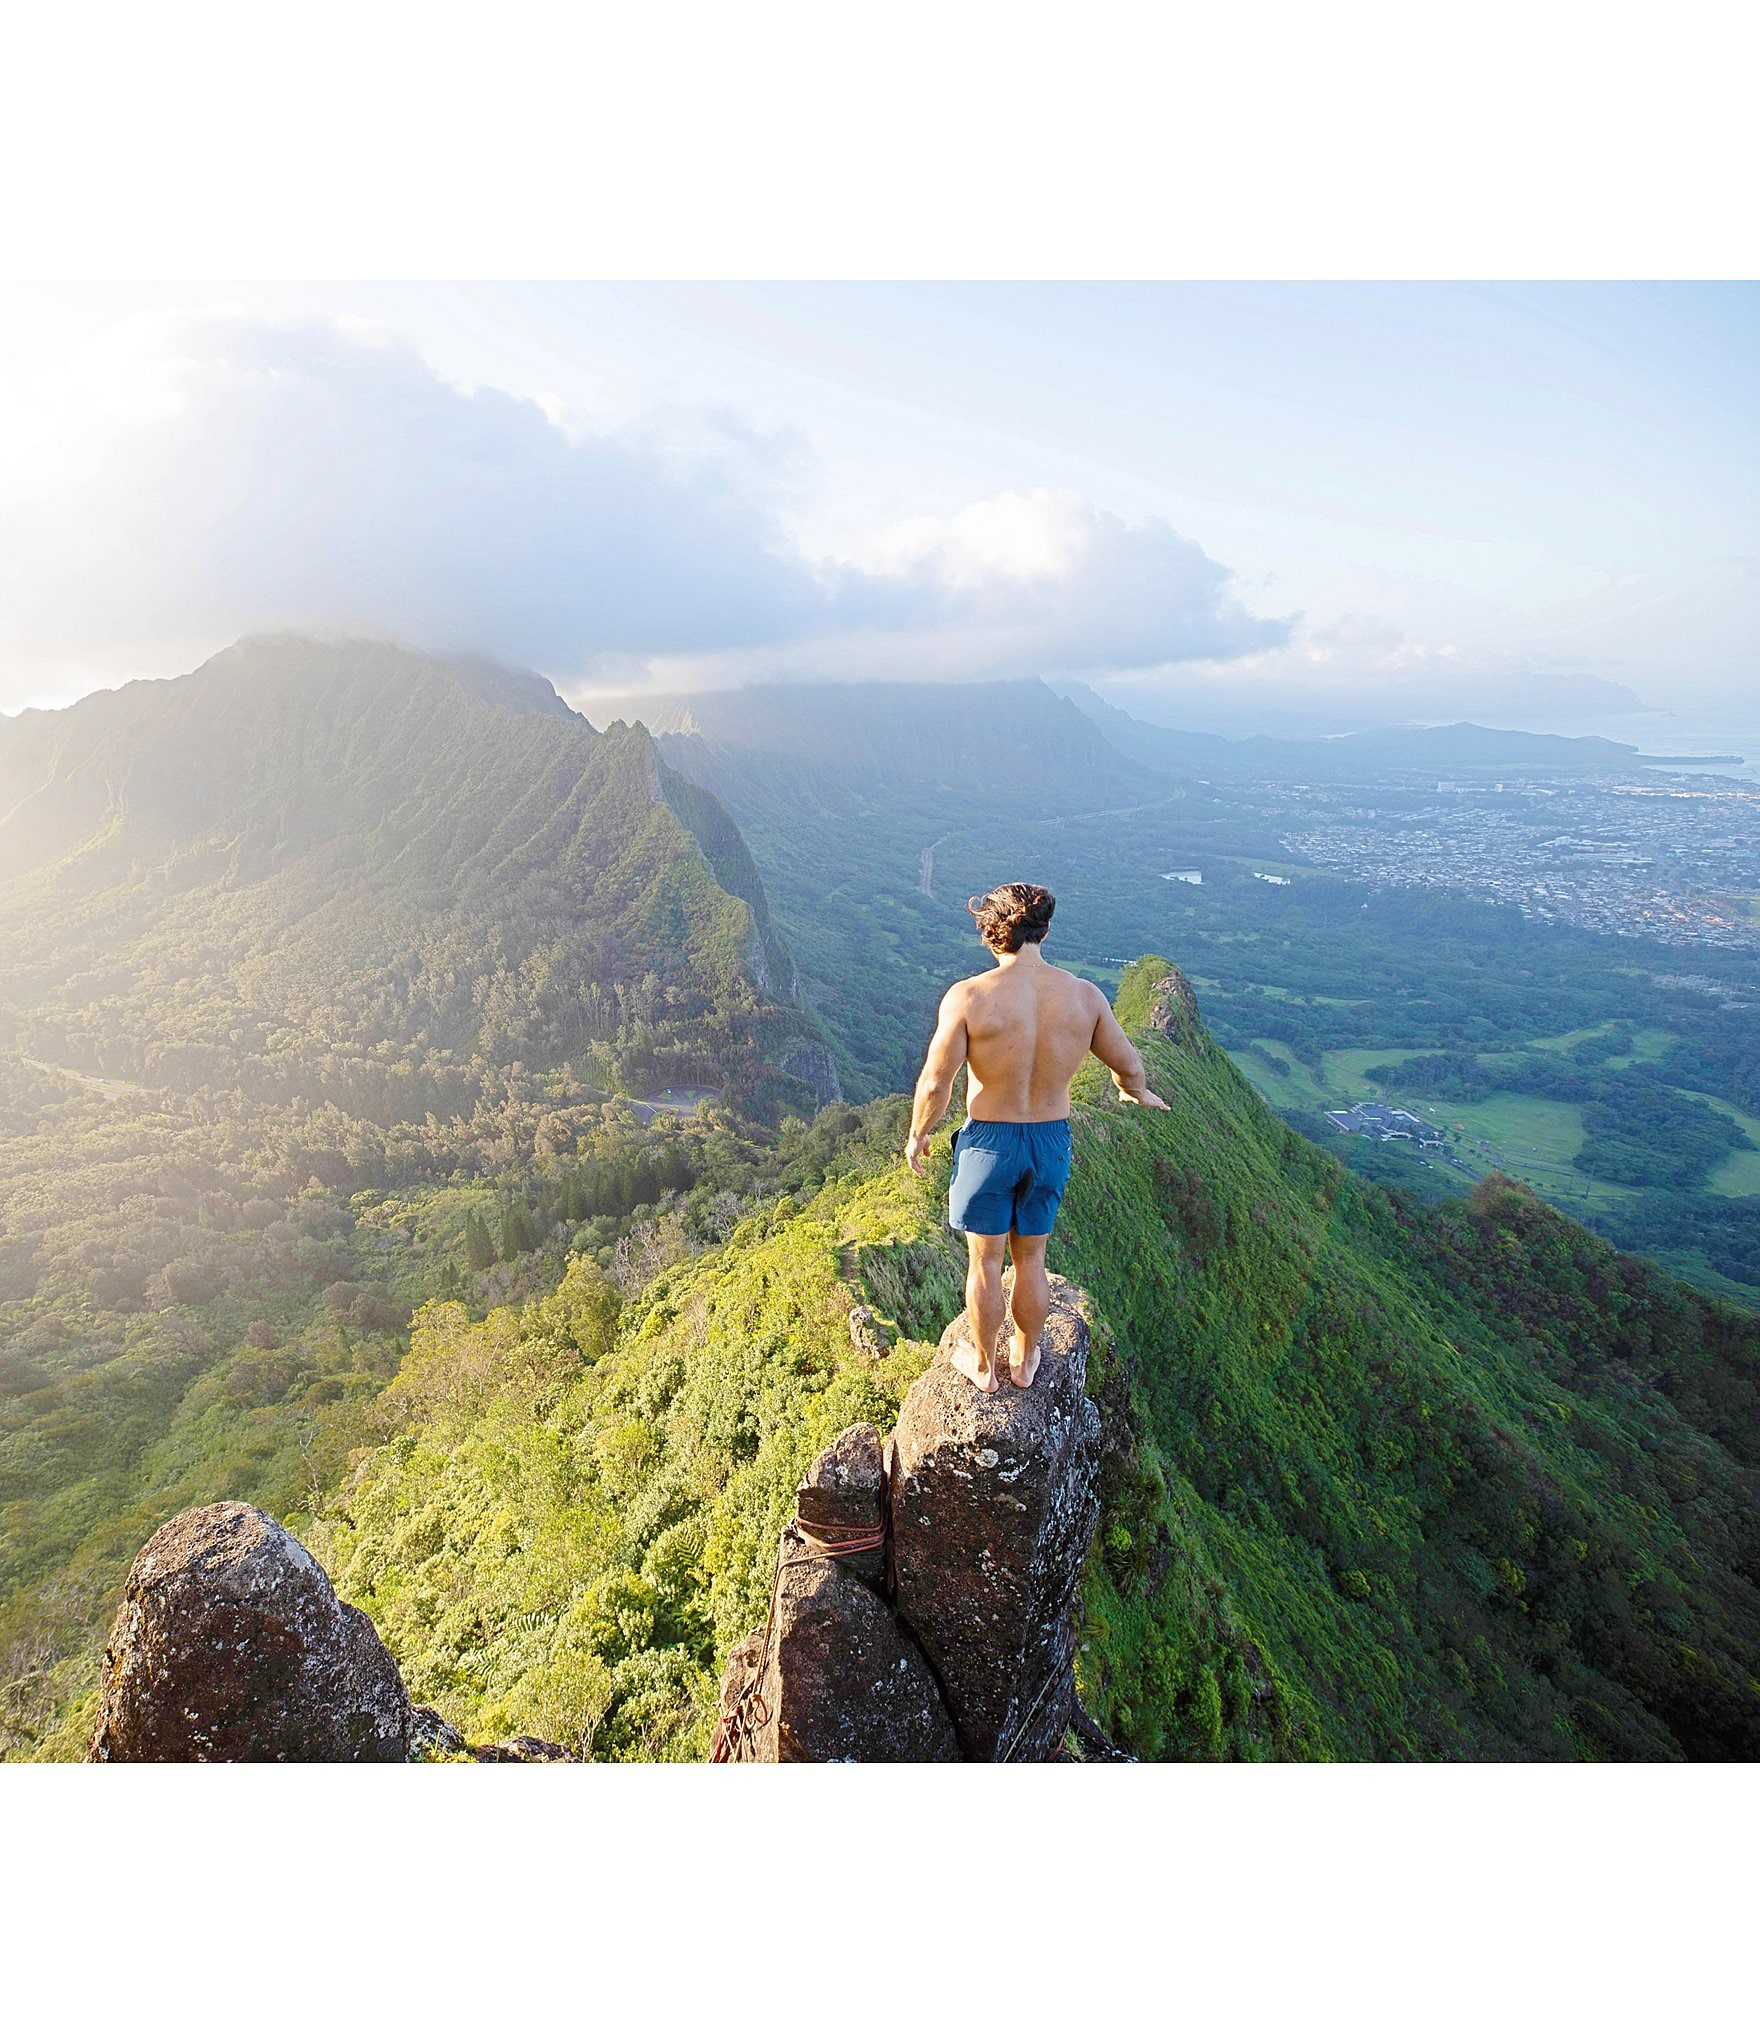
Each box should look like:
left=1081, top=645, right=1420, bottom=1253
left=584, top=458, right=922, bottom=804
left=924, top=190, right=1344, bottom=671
left=1321, top=1046, right=1426, bottom=1094
left=1690, top=1093, right=1760, bottom=1196
left=1605, top=1027, right=1680, bottom=1068
left=1227, top=1030, right=1755, bottom=1219
left=1227, top=1040, right=1328, bottom=1111
left=1223, top=1040, right=1664, bottom=1217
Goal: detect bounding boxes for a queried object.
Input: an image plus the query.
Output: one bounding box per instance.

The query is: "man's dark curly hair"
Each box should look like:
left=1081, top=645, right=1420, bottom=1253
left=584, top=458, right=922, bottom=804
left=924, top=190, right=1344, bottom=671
left=967, top=881, right=1056, bottom=954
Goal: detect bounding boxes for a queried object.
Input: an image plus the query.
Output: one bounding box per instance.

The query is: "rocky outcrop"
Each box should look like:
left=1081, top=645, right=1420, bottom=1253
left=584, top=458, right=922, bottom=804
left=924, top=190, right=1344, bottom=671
left=406, top=1705, right=582, bottom=1763
left=777, top=1038, right=843, bottom=1106
left=409, top=1704, right=468, bottom=1759
left=89, top=1501, right=411, bottom=1762
left=1144, top=964, right=1211, bottom=1054
left=890, top=1276, right=1102, bottom=1761
left=714, top=1277, right=1105, bottom=1763
left=468, top=1734, right=579, bottom=1763
left=717, top=1527, right=959, bottom=1763
left=795, top=1419, right=887, bottom=1591
left=846, top=1303, right=892, bottom=1362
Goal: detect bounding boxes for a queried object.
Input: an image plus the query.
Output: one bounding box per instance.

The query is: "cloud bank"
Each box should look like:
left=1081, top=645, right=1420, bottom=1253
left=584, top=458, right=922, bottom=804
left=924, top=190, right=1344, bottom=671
left=0, top=312, right=1286, bottom=703
left=1095, top=612, right=1651, bottom=735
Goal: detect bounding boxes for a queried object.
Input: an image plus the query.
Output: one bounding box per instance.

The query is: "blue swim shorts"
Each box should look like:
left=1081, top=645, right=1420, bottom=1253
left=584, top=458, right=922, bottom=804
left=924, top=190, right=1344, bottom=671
left=947, top=1118, right=1073, bottom=1237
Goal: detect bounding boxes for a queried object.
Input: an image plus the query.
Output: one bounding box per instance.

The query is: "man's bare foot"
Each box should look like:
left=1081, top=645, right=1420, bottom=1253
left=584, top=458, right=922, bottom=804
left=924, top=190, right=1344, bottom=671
left=1008, top=1337, right=1042, bottom=1389
left=947, top=1340, right=1001, bottom=1393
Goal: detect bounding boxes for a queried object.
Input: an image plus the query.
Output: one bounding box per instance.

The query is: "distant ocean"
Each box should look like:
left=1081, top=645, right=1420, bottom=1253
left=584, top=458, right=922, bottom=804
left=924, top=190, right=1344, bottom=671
left=1486, top=709, right=1760, bottom=785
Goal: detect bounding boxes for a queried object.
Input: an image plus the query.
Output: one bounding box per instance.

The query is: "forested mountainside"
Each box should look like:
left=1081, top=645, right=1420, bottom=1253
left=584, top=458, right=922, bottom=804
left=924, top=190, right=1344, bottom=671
left=0, top=635, right=818, bottom=1114
left=633, top=675, right=1158, bottom=804
left=20, top=962, right=1759, bottom=1761
left=0, top=637, right=843, bottom=1752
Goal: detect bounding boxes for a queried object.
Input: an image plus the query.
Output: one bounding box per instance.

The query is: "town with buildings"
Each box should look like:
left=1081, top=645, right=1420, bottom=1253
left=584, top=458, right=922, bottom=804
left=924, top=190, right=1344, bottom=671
left=1275, top=772, right=1760, bottom=951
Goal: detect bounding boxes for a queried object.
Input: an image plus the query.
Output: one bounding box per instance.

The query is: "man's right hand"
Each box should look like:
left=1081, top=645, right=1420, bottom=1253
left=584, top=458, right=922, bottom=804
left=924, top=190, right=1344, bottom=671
left=1117, top=1084, right=1171, bottom=1110
left=905, top=1131, right=932, bottom=1175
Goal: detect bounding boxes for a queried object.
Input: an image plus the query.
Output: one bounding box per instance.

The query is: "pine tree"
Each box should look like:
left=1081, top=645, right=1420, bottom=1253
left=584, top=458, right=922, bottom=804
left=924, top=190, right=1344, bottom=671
left=464, top=1211, right=496, bottom=1270
left=502, top=1202, right=536, bottom=1258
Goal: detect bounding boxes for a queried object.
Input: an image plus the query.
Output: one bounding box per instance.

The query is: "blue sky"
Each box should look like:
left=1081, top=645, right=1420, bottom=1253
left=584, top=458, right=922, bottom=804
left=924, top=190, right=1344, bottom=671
left=1, top=281, right=1753, bottom=719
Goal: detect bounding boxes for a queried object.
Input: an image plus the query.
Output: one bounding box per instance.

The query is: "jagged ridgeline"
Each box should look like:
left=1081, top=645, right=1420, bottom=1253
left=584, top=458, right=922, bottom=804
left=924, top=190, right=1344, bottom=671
left=0, top=634, right=824, bottom=1113
left=66, top=958, right=1745, bottom=1764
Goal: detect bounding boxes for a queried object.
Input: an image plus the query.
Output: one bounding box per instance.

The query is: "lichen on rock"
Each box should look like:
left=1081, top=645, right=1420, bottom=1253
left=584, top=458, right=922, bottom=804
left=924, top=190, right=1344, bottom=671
left=889, top=1276, right=1102, bottom=1761
left=88, top=1501, right=412, bottom=1763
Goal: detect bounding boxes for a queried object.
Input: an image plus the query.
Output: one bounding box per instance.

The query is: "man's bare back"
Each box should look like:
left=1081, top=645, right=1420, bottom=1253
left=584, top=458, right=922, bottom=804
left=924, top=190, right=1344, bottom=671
left=954, top=952, right=1139, bottom=1123
left=905, top=945, right=1168, bottom=1163
left=904, top=882, right=1168, bottom=1394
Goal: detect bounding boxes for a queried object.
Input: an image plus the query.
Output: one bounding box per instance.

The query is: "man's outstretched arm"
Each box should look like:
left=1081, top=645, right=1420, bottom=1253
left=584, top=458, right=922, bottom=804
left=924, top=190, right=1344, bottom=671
left=1089, top=996, right=1171, bottom=1109
left=905, top=990, right=969, bottom=1174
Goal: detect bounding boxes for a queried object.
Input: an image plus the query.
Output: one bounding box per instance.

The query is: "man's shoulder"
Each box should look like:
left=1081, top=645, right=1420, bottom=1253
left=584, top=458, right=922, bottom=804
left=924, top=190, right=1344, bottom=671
left=1047, top=965, right=1105, bottom=1006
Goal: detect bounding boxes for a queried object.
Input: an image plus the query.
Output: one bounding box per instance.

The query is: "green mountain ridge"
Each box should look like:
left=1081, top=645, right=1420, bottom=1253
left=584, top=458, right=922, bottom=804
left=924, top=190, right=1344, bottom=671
left=0, top=635, right=823, bottom=1113
left=0, top=638, right=850, bottom=1754
left=123, top=958, right=1756, bottom=1764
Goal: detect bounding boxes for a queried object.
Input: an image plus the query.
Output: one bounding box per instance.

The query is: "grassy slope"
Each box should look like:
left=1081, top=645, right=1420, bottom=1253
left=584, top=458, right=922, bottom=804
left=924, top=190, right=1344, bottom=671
left=1052, top=967, right=1760, bottom=1759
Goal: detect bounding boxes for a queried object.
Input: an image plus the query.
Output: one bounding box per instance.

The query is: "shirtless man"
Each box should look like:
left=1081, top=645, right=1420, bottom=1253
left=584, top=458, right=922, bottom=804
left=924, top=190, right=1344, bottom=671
left=904, top=881, right=1168, bottom=1393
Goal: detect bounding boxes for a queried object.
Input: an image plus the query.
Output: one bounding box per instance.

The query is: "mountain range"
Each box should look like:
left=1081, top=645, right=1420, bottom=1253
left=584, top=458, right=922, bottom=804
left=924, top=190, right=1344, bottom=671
left=0, top=635, right=825, bottom=1117
left=1079, top=666, right=1651, bottom=739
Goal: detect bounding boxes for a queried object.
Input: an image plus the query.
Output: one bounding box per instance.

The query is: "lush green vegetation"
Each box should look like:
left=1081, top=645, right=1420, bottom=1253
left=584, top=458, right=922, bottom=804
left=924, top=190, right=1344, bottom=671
left=21, top=960, right=1759, bottom=1762
left=0, top=637, right=827, bottom=1117
left=7, top=651, right=1758, bottom=1762
left=0, top=1057, right=901, bottom=1758
left=0, top=637, right=843, bottom=1755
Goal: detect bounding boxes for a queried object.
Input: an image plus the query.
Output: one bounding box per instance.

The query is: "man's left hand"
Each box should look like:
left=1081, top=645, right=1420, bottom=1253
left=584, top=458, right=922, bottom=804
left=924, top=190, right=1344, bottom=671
left=904, top=1131, right=931, bottom=1176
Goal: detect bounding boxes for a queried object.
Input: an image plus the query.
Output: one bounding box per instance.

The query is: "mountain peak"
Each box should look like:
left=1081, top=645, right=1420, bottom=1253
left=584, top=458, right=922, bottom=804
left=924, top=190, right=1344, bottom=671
left=190, top=632, right=580, bottom=722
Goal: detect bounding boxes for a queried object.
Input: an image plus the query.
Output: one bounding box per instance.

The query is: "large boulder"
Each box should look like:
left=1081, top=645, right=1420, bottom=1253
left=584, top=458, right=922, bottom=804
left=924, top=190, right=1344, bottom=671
left=717, top=1527, right=959, bottom=1762
left=89, top=1501, right=412, bottom=1762
left=889, top=1275, right=1102, bottom=1761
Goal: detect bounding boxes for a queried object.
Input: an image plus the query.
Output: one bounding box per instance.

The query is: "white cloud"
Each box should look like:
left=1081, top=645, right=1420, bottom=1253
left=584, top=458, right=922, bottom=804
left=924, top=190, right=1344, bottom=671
left=824, top=487, right=1288, bottom=673
left=0, top=312, right=1286, bottom=704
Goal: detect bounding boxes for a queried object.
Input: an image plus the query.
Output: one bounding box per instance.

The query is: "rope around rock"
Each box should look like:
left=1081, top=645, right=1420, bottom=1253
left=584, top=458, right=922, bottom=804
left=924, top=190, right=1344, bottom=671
left=709, top=1517, right=888, bottom=1763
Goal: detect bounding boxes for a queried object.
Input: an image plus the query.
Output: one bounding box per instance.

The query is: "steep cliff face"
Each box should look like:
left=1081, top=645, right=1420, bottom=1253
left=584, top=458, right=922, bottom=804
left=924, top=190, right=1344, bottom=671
left=888, top=1285, right=1101, bottom=1761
